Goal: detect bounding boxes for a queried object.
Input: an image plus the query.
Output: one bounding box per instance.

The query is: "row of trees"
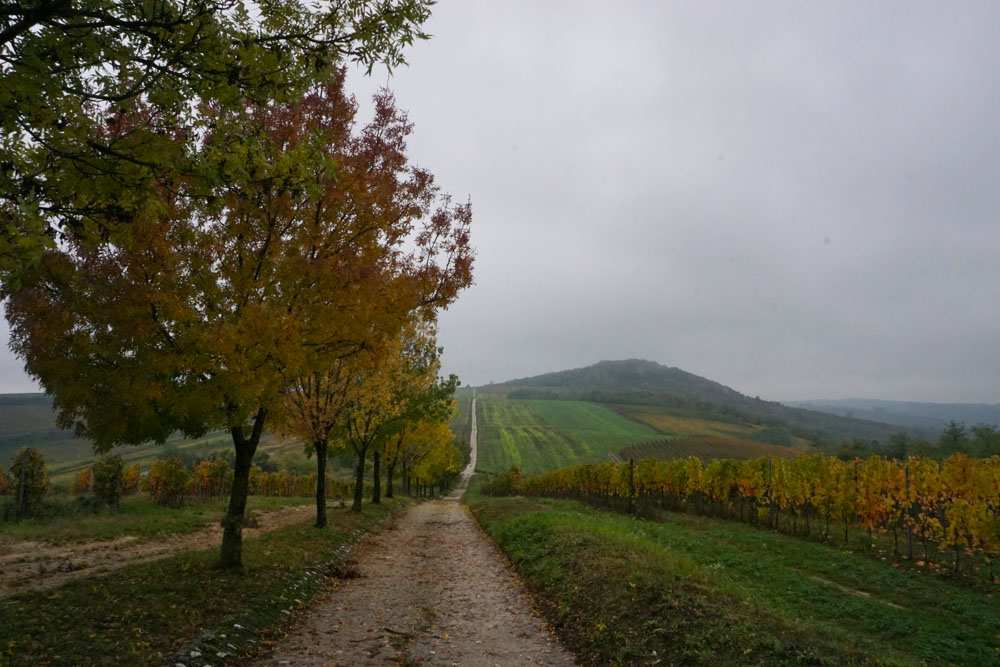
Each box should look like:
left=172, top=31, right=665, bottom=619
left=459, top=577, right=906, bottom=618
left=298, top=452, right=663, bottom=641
left=1, top=3, right=472, bottom=567
left=498, top=453, right=1000, bottom=574
left=824, top=421, right=1000, bottom=461
left=68, top=424, right=462, bottom=510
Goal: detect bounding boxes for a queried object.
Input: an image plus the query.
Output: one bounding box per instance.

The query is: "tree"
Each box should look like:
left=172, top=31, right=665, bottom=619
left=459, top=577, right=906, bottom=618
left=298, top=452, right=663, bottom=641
left=3, top=69, right=472, bottom=567
left=885, top=431, right=911, bottom=460
left=939, top=421, right=967, bottom=453
left=1, top=0, right=433, bottom=278
left=277, top=348, right=373, bottom=527
left=341, top=338, right=406, bottom=512
left=375, top=324, right=457, bottom=500
left=970, top=424, right=1000, bottom=457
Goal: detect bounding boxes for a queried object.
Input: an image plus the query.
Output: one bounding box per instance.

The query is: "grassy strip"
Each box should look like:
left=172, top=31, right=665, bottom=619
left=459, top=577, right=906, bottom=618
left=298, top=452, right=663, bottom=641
left=0, top=494, right=314, bottom=546
left=0, top=498, right=409, bottom=666
left=468, top=491, right=1000, bottom=666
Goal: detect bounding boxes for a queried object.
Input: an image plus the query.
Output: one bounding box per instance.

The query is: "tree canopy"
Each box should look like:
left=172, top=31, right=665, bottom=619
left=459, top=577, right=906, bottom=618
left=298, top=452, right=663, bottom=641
left=3, top=67, right=473, bottom=565
left=0, top=0, right=433, bottom=277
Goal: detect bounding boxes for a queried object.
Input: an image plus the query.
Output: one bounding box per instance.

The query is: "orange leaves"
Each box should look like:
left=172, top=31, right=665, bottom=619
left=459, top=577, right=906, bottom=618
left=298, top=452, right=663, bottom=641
left=145, top=458, right=189, bottom=508
left=518, top=452, right=1000, bottom=569
left=72, top=467, right=93, bottom=495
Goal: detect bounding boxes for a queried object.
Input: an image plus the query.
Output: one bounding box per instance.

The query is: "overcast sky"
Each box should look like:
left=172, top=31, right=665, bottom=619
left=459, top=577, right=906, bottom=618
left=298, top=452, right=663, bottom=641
left=3, top=1, right=1000, bottom=403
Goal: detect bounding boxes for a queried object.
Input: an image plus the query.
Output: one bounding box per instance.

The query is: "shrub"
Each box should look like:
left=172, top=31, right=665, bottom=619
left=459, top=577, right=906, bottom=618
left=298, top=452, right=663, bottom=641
left=146, top=457, right=189, bottom=508
left=72, top=467, right=93, bottom=495
left=93, top=454, right=125, bottom=510
left=122, top=463, right=142, bottom=494
left=481, top=466, right=523, bottom=496
left=9, top=447, right=49, bottom=518
left=0, top=466, right=12, bottom=495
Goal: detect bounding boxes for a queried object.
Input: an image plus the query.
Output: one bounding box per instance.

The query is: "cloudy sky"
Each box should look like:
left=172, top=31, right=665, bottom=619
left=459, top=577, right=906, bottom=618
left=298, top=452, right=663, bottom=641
left=3, top=0, right=1000, bottom=402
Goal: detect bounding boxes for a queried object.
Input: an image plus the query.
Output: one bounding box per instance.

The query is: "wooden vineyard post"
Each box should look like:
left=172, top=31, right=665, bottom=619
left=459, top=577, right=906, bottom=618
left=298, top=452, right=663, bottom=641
left=905, top=464, right=913, bottom=561
left=628, top=459, right=635, bottom=515
left=16, top=463, right=26, bottom=522
left=767, top=457, right=775, bottom=529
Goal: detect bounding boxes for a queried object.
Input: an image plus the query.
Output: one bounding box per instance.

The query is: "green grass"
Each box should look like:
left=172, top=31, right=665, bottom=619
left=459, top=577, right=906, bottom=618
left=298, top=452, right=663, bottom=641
left=0, top=498, right=409, bottom=666
left=476, top=398, right=665, bottom=475
left=0, top=494, right=315, bottom=547
left=467, top=490, right=1000, bottom=666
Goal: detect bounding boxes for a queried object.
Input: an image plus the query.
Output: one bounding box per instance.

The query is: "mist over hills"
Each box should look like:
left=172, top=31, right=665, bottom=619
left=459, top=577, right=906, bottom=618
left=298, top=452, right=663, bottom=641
left=0, top=393, right=88, bottom=464
left=483, top=359, right=930, bottom=442
left=783, top=398, right=1000, bottom=432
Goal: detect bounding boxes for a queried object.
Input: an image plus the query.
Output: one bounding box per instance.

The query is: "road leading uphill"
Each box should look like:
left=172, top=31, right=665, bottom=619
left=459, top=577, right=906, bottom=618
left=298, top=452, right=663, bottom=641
left=256, top=394, right=576, bottom=666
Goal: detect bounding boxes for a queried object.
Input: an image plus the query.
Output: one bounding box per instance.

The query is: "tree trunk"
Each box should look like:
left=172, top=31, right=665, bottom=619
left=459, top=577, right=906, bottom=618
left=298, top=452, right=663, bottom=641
left=352, top=445, right=367, bottom=513
left=386, top=458, right=397, bottom=499
left=220, top=408, right=267, bottom=569
left=314, top=438, right=328, bottom=528
left=372, top=451, right=381, bottom=505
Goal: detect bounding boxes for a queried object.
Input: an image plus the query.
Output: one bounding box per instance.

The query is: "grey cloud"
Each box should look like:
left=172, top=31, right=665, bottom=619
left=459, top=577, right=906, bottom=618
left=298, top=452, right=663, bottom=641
left=3, top=1, right=1000, bottom=403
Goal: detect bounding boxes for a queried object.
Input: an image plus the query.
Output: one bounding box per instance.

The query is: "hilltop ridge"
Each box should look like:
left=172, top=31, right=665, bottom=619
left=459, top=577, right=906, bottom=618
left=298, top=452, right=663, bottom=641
left=485, top=359, right=915, bottom=442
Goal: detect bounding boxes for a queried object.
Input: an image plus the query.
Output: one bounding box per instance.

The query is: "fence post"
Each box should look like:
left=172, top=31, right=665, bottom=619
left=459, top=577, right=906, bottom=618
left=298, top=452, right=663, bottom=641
left=16, top=463, right=27, bottom=522
left=767, top=457, right=774, bottom=528
left=628, top=459, right=635, bottom=514
left=905, top=464, right=913, bottom=560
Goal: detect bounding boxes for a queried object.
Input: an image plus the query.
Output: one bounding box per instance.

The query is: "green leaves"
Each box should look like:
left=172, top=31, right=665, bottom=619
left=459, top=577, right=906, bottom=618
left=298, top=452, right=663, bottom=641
left=0, top=0, right=435, bottom=280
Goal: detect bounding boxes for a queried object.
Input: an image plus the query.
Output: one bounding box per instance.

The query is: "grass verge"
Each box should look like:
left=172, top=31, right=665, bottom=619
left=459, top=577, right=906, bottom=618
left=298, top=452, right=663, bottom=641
left=0, top=494, right=315, bottom=546
left=467, top=492, right=1000, bottom=666
left=0, top=498, right=409, bottom=666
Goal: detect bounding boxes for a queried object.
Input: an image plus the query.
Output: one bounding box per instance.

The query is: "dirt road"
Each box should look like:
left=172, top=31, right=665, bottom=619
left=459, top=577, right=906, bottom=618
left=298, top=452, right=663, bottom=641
left=0, top=503, right=314, bottom=597
left=257, top=392, right=577, bottom=666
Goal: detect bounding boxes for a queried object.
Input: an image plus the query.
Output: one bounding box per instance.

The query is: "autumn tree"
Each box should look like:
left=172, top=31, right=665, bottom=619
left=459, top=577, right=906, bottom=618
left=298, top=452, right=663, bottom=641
left=374, top=323, right=457, bottom=501
left=340, top=337, right=408, bottom=513
left=3, top=70, right=473, bottom=567
left=277, top=345, right=382, bottom=528
left=0, top=0, right=433, bottom=278
left=394, top=419, right=455, bottom=496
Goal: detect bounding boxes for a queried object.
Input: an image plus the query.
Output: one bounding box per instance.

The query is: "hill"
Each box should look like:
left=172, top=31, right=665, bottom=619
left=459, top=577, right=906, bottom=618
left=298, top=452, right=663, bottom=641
left=784, top=398, right=1000, bottom=431
left=0, top=393, right=94, bottom=465
left=0, top=393, right=316, bottom=482
left=488, top=359, right=911, bottom=442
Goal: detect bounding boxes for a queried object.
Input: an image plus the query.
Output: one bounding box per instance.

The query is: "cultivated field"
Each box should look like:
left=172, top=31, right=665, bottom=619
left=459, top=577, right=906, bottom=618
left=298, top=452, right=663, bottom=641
left=620, top=434, right=799, bottom=461
left=475, top=398, right=665, bottom=475
left=613, top=403, right=759, bottom=437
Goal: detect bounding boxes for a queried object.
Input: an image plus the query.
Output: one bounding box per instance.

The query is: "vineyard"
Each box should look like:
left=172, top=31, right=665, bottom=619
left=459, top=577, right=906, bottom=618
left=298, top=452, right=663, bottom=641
left=475, top=398, right=664, bottom=475
left=612, top=404, right=759, bottom=437
left=620, top=434, right=799, bottom=461
left=498, top=452, right=1000, bottom=576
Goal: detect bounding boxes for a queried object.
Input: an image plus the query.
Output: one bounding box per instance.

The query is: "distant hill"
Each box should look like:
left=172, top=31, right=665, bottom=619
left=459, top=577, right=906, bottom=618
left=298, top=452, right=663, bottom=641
left=485, top=359, right=916, bottom=443
left=0, top=393, right=235, bottom=474
left=783, top=398, right=1000, bottom=432
left=0, top=393, right=94, bottom=465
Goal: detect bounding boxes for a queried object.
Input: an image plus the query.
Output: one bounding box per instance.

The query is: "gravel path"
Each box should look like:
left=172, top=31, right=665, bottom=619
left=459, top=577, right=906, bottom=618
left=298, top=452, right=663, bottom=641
left=257, top=393, right=577, bottom=666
